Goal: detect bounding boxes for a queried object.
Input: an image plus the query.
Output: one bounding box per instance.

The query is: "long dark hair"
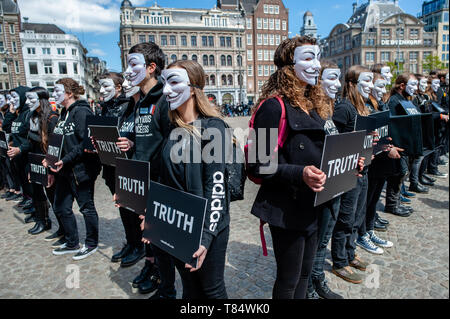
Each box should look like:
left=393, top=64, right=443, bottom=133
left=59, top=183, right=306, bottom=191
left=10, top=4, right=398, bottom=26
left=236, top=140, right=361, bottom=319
left=29, top=87, right=52, bottom=152
left=342, top=65, right=371, bottom=116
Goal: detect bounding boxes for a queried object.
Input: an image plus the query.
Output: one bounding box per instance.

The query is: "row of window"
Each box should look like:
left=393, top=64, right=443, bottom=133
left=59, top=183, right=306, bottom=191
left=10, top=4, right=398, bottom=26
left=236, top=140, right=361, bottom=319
left=442, top=44, right=449, bottom=52
left=256, top=18, right=286, bottom=31
left=251, top=33, right=282, bottom=46
left=0, top=23, right=15, bottom=34
left=28, top=61, right=78, bottom=75
left=247, top=64, right=276, bottom=77
left=164, top=54, right=243, bottom=67
left=0, top=40, right=18, bottom=53
left=365, top=51, right=432, bottom=63
left=25, top=47, right=78, bottom=56
left=205, top=74, right=243, bottom=86
left=133, top=34, right=242, bottom=48
left=0, top=61, right=20, bottom=74
left=263, top=4, right=280, bottom=15
left=380, top=28, right=420, bottom=38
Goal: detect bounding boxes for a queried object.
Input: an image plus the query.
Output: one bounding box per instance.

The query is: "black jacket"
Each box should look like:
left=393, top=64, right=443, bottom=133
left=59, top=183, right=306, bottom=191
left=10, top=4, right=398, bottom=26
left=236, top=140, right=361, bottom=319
left=101, top=94, right=130, bottom=119
left=1, top=110, right=16, bottom=134
left=53, top=99, right=101, bottom=184
left=10, top=86, right=31, bottom=151
left=387, top=92, right=409, bottom=116
left=160, top=117, right=230, bottom=250
left=332, top=99, right=357, bottom=134
left=249, top=98, right=326, bottom=234
left=21, top=110, right=59, bottom=154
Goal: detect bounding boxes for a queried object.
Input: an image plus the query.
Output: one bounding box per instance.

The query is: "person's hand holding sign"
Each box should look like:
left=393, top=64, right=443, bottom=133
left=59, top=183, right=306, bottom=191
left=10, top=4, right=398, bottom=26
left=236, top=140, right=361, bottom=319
left=50, top=160, right=64, bottom=173
left=185, top=246, right=207, bottom=272
left=388, top=146, right=404, bottom=159
left=116, top=137, right=134, bottom=152
left=303, top=166, right=326, bottom=192
left=7, top=146, right=20, bottom=159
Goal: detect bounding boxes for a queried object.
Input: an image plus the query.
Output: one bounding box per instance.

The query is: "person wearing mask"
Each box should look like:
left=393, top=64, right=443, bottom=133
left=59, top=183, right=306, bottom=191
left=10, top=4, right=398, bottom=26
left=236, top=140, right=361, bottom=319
left=330, top=66, right=374, bottom=283
left=145, top=59, right=231, bottom=299
left=43, top=78, right=101, bottom=260
left=248, top=36, right=360, bottom=298
left=0, top=92, right=17, bottom=199
left=115, top=42, right=173, bottom=298
left=6, top=86, right=32, bottom=208
left=306, top=60, right=344, bottom=300
left=356, top=73, right=395, bottom=255
left=20, top=87, right=59, bottom=234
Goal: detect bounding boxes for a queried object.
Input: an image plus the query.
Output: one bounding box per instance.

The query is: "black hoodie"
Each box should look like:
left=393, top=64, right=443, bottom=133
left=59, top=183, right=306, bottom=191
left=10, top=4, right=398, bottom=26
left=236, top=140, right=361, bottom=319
left=101, top=94, right=130, bottom=119
left=9, top=86, right=31, bottom=151
left=53, top=99, right=101, bottom=184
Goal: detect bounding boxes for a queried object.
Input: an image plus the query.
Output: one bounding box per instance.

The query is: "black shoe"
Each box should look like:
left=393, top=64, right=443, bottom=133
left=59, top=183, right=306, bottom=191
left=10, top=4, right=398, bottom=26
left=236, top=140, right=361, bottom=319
left=132, top=260, right=155, bottom=288
left=422, top=174, right=436, bottom=183
left=384, top=206, right=411, bottom=217
left=44, top=230, right=64, bottom=242
left=29, top=219, right=52, bottom=235
left=22, top=206, right=36, bottom=215
left=111, top=244, right=133, bottom=263
left=418, top=177, right=434, bottom=187
left=138, top=271, right=161, bottom=295
left=313, top=279, right=344, bottom=299
left=22, top=201, right=34, bottom=210
left=376, top=216, right=390, bottom=225
left=148, top=288, right=176, bottom=299
left=409, top=183, right=429, bottom=193
left=17, top=197, right=30, bottom=207
left=1, top=191, right=13, bottom=199
left=51, top=237, right=67, bottom=248
left=399, top=204, right=413, bottom=213
left=24, top=214, right=36, bottom=224
left=374, top=219, right=387, bottom=232
left=428, top=171, right=448, bottom=178
left=6, top=193, right=22, bottom=202
left=120, top=246, right=145, bottom=267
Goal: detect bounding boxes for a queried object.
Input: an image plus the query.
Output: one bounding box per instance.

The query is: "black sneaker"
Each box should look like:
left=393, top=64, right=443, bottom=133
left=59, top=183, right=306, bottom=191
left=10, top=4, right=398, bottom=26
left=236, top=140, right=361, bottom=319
left=72, top=245, right=98, bottom=260
left=17, top=197, right=31, bottom=207
left=52, top=244, right=80, bottom=255
left=45, top=230, right=64, bottom=242
left=1, top=191, right=13, bottom=199
left=51, top=237, right=67, bottom=248
left=6, top=193, right=22, bottom=202
left=429, top=170, right=448, bottom=178
left=313, top=279, right=344, bottom=299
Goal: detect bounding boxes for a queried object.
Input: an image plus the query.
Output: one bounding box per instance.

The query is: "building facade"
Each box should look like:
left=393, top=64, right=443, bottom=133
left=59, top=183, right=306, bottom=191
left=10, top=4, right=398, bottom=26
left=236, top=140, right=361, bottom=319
left=300, top=11, right=318, bottom=38
left=0, top=0, right=26, bottom=90
left=322, top=0, right=438, bottom=77
left=20, top=22, right=88, bottom=95
left=119, top=0, right=247, bottom=105
left=218, top=0, right=289, bottom=102
left=418, top=0, right=449, bottom=67
left=85, top=56, right=107, bottom=100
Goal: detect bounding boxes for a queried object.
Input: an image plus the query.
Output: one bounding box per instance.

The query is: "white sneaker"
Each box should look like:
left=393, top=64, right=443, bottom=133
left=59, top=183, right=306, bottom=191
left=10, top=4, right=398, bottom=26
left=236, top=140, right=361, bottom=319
left=72, top=245, right=98, bottom=261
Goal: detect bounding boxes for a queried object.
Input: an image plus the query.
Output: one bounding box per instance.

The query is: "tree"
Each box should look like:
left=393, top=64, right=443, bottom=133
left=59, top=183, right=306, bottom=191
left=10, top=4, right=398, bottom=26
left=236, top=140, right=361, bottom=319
left=423, top=55, right=444, bottom=74
left=386, top=61, right=403, bottom=89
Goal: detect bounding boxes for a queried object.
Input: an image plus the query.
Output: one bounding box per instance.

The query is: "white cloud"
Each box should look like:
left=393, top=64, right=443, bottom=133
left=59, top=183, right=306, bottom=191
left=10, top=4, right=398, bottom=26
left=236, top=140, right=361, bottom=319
left=90, top=48, right=107, bottom=56
left=19, top=0, right=120, bottom=34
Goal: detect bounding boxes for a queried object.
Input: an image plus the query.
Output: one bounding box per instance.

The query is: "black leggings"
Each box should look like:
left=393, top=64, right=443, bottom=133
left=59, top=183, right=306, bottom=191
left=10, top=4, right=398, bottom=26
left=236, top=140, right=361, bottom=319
left=12, top=155, right=31, bottom=196
left=269, top=225, right=318, bottom=299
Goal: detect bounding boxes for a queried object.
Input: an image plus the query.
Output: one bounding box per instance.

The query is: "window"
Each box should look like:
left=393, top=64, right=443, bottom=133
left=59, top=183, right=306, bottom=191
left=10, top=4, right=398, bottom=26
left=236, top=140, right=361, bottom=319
left=270, top=34, right=274, bottom=46
left=221, top=55, right=226, bottom=66
left=57, top=48, right=65, bottom=55
left=149, top=35, right=155, bottom=43
left=248, top=65, right=253, bottom=76
left=269, top=19, right=274, bottom=30
left=263, top=18, right=268, bottom=29
left=192, top=55, right=197, bottom=62
left=423, top=51, right=432, bottom=60
left=365, top=38, right=375, bottom=46
left=59, top=62, right=67, bottom=74
left=381, top=52, right=390, bottom=62
left=409, top=63, right=418, bottom=73
left=227, top=55, right=232, bottom=66
left=170, top=35, right=176, bottom=45
left=181, top=36, right=187, bottom=46
left=397, top=28, right=404, bottom=38
left=73, top=63, right=78, bottom=75
left=29, top=62, right=38, bottom=75
left=275, top=19, right=280, bottom=30
left=127, top=35, right=131, bottom=46
left=2, top=63, right=7, bottom=73
left=237, top=55, right=242, bottom=67
left=264, top=50, right=269, bottom=61
left=270, top=65, right=275, bottom=75
left=282, top=20, right=287, bottom=31
left=161, top=35, right=167, bottom=46
left=264, top=4, right=269, bottom=14
left=220, top=36, right=226, bottom=47
left=0, top=25, right=2, bottom=33
left=221, top=75, right=227, bottom=86
left=0, top=41, right=4, bottom=52
left=72, top=49, right=77, bottom=56
left=410, top=29, right=419, bottom=37
left=258, top=81, right=263, bottom=90
left=246, top=18, right=252, bottom=29
left=365, top=52, right=375, bottom=63
left=236, top=37, right=242, bottom=48
left=227, top=75, right=233, bottom=86
left=209, top=55, right=215, bottom=66
left=226, top=37, right=232, bottom=47
left=264, top=34, right=268, bottom=45
left=27, top=47, right=36, bottom=55
left=247, top=34, right=252, bottom=45
left=264, top=65, right=269, bottom=76
left=257, top=33, right=262, bottom=45
left=182, top=54, right=188, bottom=61
left=191, top=36, right=197, bottom=47
left=46, top=82, right=54, bottom=93
left=409, top=51, right=418, bottom=61
left=275, top=5, right=279, bottom=14
left=12, top=41, right=17, bottom=53
left=257, top=50, right=263, bottom=61
left=203, top=55, right=208, bottom=66
left=139, top=35, right=146, bottom=43
left=247, top=49, right=253, bottom=61
left=381, top=29, right=390, bottom=37
left=208, top=36, right=214, bottom=47
left=14, top=60, right=19, bottom=73
left=395, top=51, right=404, bottom=62
left=258, top=65, right=263, bottom=76
left=210, top=75, right=215, bottom=86
left=10, top=24, right=15, bottom=34
left=44, top=61, right=53, bottom=74
left=269, top=5, right=274, bottom=14
left=257, top=18, right=262, bottom=29
left=202, top=36, right=208, bottom=47
left=275, top=34, right=281, bottom=45
left=170, top=54, right=177, bottom=63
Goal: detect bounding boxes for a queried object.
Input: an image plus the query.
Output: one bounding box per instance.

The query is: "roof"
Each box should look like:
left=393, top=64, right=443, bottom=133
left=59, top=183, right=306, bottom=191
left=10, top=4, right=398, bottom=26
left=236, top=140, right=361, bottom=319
left=121, top=0, right=133, bottom=8
left=347, top=0, right=403, bottom=31
left=305, top=11, right=313, bottom=16
left=22, top=23, right=66, bottom=34
left=0, top=0, right=19, bottom=14
left=242, top=0, right=259, bottom=14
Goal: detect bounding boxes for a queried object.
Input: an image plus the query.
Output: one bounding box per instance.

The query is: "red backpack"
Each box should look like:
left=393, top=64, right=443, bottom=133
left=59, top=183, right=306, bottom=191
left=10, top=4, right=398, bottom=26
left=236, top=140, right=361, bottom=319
left=244, top=96, right=288, bottom=256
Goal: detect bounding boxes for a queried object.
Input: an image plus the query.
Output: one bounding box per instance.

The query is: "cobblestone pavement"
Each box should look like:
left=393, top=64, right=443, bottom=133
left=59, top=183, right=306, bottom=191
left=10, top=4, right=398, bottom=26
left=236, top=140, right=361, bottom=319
left=0, top=116, right=448, bottom=299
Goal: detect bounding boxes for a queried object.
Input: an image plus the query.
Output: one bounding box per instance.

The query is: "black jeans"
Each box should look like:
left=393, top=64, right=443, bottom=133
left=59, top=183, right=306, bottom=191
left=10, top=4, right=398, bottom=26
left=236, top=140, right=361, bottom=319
left=409, top=155, right=424, bottom=186
left=308, top=197, right=340, bottom=290
left=53, top=174, right=99, bottom=248
left=4, top=157, right=20, bottom=191
left=366, top=172, right=386, bottom=232
left=331, top=175, right=368, bottom=269
left=174, top=227, right=229, bottom=299
left=119, top=207, right=143, bottom=248
left=270, top=225, right=317, bottom=299
left=12, top=154, right=32, bottom=197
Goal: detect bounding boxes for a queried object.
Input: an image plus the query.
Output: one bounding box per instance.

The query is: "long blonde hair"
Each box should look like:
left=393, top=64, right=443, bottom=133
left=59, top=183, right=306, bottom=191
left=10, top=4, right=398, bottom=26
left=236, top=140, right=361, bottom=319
left=257, top=36, right=331, bottom=119
left=342, top=65, right=371, bottom=116
left=166, top=60, right=222, bottom=135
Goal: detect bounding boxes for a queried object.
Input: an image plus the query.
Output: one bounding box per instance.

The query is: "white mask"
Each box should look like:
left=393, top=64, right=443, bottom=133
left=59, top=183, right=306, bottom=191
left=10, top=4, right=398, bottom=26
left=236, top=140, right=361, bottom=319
left=25, top=92, right=40, bottom=112
left=321, top=68, right=341, bottom=99
left=371, top=79, right=387, bottom=101
left=11, top=91, right=21, bottom=110
left=0, top=95, right=5, bottom=109
left=52, top=84, right=65, bottom=106
left=122, top=76, right=140, bottom=98
left=381, top=66, right=393, bottom=84
left=406, top=79, right=418, bottom=96
left=161, top=68, right=192, bottom=111
left=446, top=73, right=449, bottom=86
left=125, top=53, right=147, bottom=86
left=99, top=78, right=116, bottom=102
left=293, top=45, right=321, bottom=86
left=357, top=72, right=374, bottom=99
left=431, top=79, right=440, bottom=93
left=6, top=94, right=13, bottom=106
left=419, top=78, right=428, bottom=93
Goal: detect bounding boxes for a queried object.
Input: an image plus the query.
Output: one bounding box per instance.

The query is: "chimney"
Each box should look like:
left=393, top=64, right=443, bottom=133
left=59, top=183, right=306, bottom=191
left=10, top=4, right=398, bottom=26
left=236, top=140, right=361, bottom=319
left=353, top=2, right=358, bottom=14
left=394, top=0, right=399, bottom=6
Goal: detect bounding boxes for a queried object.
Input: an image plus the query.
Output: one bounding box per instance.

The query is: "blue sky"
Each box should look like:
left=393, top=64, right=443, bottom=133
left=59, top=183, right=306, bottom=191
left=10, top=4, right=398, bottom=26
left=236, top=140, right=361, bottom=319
left=20, top=0, right=424, bottom=72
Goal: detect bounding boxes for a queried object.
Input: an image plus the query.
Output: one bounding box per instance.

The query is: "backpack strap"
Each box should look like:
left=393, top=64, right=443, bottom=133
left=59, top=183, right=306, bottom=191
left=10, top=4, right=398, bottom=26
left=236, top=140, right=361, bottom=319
left=259, top=220, right=268, bottom=257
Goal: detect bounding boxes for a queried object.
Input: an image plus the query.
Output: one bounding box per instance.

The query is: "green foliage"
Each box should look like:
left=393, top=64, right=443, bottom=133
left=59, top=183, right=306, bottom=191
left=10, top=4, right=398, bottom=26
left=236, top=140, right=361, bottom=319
left=386, top=61, right=403, bottom=89
left=423, top=55, right=444, bottom=74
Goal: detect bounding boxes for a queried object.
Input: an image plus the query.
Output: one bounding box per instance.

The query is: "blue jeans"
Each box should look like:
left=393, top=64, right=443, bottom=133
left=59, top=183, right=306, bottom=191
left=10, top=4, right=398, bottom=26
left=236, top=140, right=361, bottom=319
left=308, top=197, right=340, bottom=289
left=331, top=175, right=368, bottom=269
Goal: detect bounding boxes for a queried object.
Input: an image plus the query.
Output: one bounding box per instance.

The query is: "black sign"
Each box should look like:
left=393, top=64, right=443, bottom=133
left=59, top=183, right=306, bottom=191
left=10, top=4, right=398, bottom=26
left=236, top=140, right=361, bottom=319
left=314, top=131, right=366, bottom=207
left=431, top=102, right=445, bottom=113
left=88, top=125, right=127, bottom=166
left=0, top=131, right=7, bottom=158
left=45, top=133, right=64, bottom=170
left=389, top=114, right=423, bottom=156
left=28, top=153, right=48, bottom=186
left=400, top=101, right=421, bottom=115
left=144, top=181, right=207, bottom=268
left=84, top=116, right=119, bottom=151
left=115, top=158, right=150, bottom=214
left=355, top=115, right=376, bottom=166
left=371, top=111, right=391, bottom=156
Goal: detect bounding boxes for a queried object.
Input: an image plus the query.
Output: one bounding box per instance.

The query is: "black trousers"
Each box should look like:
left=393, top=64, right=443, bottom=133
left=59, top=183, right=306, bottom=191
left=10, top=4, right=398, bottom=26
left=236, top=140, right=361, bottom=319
left=4, top=157, right=20, bottom=191
left=153, top=245, right=176, bottom=297
left=53, top=174, right=99, bottom=248
left=366, top=172, right=386, bottom=232
left=12, top=154, right=32, bottom=197
left=174, top=227, right=229, bottom=299
left=270, top=225, right=317, bottom=299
